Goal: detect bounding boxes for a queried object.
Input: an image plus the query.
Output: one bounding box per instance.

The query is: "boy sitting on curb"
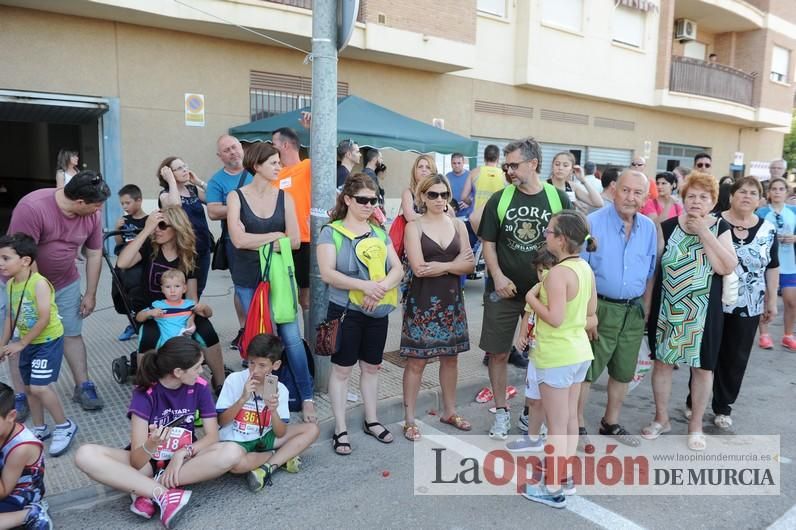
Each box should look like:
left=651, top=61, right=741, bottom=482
left=216, top=334, right=319, bottom=491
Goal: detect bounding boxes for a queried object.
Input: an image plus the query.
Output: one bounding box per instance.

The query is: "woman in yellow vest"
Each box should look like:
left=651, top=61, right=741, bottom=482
left=523, top=210, right=597, bottom=509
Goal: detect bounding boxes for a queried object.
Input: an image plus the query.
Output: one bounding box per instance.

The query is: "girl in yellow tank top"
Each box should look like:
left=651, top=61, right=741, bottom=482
left=522, top=210, right=597, bottom=506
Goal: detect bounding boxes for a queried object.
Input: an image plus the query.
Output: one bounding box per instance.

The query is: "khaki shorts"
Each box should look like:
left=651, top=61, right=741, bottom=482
left=478, top=294, right=525, bottom=354
left=586, top=299, right=645, bottom=384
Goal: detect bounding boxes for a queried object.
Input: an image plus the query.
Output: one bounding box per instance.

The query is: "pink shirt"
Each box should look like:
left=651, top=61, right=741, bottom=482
left=7, top=189, right=103, bottom=290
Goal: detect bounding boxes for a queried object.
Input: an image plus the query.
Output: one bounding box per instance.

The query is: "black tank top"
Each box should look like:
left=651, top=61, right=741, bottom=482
left=231, top=188, right=286, bottom=288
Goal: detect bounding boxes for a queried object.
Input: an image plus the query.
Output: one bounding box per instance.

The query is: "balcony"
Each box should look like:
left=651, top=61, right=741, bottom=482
left=669, top=55, right=754, bottom=106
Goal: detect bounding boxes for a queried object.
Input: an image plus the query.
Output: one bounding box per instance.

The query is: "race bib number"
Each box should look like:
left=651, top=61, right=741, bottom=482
left=233, top=403, right=270, bottom=436
left=152, top=427, right=192, bottom=461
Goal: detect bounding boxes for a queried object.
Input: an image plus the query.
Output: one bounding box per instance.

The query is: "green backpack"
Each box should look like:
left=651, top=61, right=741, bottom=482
left=262, top=236, right=299, bottom=324
left=496, top=182, right=563, bottom=225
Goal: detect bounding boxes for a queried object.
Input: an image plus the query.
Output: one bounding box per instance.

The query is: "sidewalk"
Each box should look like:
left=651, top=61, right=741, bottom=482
left=11, top=268, right=519, bottom=505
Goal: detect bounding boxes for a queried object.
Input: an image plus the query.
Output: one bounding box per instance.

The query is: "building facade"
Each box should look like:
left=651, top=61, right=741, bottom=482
left=0, top=0, right=794, bottom=227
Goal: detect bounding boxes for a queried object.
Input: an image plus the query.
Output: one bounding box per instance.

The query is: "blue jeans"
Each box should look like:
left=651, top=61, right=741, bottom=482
left=196, top=250, right=211, bottom=299
left=235, top=285, right=314, bottom=401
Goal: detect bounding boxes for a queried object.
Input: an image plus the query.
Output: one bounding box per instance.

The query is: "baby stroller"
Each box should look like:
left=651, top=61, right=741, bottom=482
left=102, top=229, right=147, bottom=383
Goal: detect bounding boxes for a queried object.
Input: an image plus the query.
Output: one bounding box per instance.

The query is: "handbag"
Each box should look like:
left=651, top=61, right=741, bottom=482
left=722, top=271, right=739, bottom=307
left=315, top=304, right=347, bottom=356
left=211, top=171, right=249, bottom=271
left=266, top=237, right=299, bottom=324
left=388, top=214, right=407, bottom=257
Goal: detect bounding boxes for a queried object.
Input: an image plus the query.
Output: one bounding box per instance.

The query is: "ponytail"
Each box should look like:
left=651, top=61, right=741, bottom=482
left=134, top=336, right=204, bottom=388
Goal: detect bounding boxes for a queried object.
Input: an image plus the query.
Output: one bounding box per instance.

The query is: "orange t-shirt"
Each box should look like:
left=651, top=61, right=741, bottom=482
left=273, top=159, right=312, bottom=242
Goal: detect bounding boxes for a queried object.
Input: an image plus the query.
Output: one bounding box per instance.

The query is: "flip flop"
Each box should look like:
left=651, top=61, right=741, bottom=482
left=478, top=386, right=517, bottom=406
left=440, top=414, right=472, bottom=431
left=688, top=432, right=707, bottom=451
left=641, top=421, right=671, bottom=440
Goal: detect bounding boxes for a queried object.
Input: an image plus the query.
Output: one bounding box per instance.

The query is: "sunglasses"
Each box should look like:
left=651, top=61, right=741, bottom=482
left=501, top=160, right=531, bottom=173
left=696, top=162, right=712, bottom=169
left=775, top=213, right=784, bottom=230
left=426, top=191, right=450, bottom=200
left=157, top=221, right=172, bottom=230
left=352, top=196, right=378, bottom=205
left=630, top=162, right=645, bottom=167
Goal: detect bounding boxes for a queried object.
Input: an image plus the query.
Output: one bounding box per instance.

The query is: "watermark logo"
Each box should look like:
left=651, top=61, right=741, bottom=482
left=413, top=430, right=780, bottom=496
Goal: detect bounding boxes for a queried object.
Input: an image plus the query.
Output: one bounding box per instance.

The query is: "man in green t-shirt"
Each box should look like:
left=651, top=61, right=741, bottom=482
left=477, top=137, right=572, bottom=440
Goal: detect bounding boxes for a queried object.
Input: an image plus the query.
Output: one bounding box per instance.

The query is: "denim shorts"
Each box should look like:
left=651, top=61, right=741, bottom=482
left=20, top=336, right=65, bottom=386
left=535, top=360, right=590, bottom=390
left=55, top=280, right=82, bottom=337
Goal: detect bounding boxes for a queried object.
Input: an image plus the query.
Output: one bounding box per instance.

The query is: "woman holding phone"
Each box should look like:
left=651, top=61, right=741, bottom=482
left=75, top=337, right=241, bottom=528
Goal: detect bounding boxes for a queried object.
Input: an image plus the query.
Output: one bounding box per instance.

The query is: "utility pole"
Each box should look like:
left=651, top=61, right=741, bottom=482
left=309, top=0, right=338, bottom=392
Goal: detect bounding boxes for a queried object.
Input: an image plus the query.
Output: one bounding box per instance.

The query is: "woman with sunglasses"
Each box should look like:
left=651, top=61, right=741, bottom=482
left=546, top=152, right=603, bottom=210
left=755, top=177, right=796, bottom=351
left=158, top=157, right=213, bottom=298
left=318, top=174, right=403, bottom=455
left=117, top=206, right=228, bottom=392
left=226, top=142, right=316, bottom=423
left=400, top=174, right=474, bottom=441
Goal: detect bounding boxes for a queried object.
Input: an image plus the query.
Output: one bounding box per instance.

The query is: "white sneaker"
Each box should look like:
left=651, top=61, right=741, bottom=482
left=33, top=425, right=51, bottom=441
left=49, top=420, right=78, bottom=457
left=489, top=409, right=511, bottom=440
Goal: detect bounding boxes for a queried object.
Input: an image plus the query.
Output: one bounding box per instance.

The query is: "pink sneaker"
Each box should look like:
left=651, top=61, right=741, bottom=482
left=475, top=387, right=493, bottom=403
left=782, top=335, right=796, bottom=351
left=130, top=494, right=156, bottom=519
left=759, top=334, right=774, bottom=349
left=156, top=488, right=191, bottom=529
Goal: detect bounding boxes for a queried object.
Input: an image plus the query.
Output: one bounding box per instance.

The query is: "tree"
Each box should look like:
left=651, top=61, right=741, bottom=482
left=784, top=111, right=796, bottom=171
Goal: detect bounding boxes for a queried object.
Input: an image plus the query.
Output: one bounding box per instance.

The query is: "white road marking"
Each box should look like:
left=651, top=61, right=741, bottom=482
left=768, top=504, right=796, bottom=529
left=416, top=421, right=645, bottom=530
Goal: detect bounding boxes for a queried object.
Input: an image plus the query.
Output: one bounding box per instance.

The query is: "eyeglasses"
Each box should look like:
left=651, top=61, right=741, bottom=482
left=426, top=191, right=450, bottom=200
left=352, top=196, right=378, bottom=205
left=502, top=160, right=532, bottom=174
left=171, top=165, right=189, bottom=172
left=543, top=227, right=557, bottom=237
left=157, top=221, right=172, bottom=230
left=696, top=162, right=712, bottom=169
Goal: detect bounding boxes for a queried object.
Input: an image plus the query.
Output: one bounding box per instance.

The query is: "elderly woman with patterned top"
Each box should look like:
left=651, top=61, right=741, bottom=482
left=400, top=175, right=474, bottom=441
left=681, top=177, right=778, bottom=431
left=158, top=156, right=213, bottom=298
left=116, top=206, right=227, bottom=393
left=643, top=173, right=737, bottom=451
left=755, top=177, right=796, bottom=351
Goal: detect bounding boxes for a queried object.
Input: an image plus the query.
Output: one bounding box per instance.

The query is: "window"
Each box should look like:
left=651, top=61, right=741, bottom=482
left=771, top=45, right=791, bottom=83
left=656, top=142, right=710, bottom=174
left=613, top=5, right=645, bottom=48
left=477, top=0, right=506, bottom=18
left=248, top=70, right=348, bottom=121
left=541, top=0, right=583, bottom=32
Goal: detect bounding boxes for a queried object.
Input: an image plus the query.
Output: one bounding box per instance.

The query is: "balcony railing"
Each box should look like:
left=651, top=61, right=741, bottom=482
left=670, top=55, right=755, bottom=107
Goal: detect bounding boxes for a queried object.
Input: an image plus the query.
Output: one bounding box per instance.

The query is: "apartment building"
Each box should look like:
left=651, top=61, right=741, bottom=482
left=0, top=0, right=794, bottom=228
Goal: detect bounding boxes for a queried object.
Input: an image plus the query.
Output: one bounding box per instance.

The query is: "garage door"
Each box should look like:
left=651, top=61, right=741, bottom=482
left=473, top=137, right=511, bottom=167
left=540, top=143, right=587, bottom=178
left=586, top=147, right=633, bottom=168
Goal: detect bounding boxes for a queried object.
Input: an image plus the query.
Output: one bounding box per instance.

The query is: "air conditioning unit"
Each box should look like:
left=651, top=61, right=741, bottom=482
left=674, top=19, right=697, bottom=41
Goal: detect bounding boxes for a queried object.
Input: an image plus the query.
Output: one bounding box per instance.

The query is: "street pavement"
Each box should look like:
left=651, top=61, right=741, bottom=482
left=5, top=268, right=796, bottom=528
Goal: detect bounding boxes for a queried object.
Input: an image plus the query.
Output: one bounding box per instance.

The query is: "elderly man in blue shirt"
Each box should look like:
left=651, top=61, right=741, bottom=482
left=578, top=169, right=657, bottom=448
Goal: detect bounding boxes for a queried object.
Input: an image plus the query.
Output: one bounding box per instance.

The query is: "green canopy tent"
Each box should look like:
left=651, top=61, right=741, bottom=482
left=229, top=95, right=478, bottom=156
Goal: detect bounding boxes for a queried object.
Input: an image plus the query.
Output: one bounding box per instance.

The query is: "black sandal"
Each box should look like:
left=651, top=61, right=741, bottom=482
left=363, top=421, right=394, bottom=444
left=332, top=430, right=352, bottom=455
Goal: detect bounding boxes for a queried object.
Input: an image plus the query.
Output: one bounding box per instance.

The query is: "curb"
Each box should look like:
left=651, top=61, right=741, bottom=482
left=47, top=369, right=525, bottom=513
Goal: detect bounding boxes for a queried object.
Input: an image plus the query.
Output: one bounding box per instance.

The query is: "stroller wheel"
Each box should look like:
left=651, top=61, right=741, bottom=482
left=112, top=356, right=129, bottom=384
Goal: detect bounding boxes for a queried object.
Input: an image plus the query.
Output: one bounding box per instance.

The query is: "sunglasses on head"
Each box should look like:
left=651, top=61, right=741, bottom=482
left=426, top=191, right=450, bottom=200
left=696, top=162, right=711, bottom=169
left=352, top=195, right=378, bottom=205
left=157, top=221, right=172, bottom=230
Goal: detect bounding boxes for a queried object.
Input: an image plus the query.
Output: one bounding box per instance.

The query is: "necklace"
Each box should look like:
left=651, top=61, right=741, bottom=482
left=723, top=213, right=756, bottom=243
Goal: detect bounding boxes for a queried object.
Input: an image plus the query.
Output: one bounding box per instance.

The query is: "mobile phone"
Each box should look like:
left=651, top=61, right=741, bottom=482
left=263, top=374, right=278, bottom=398
left=161, top=413, right=192, bottom=429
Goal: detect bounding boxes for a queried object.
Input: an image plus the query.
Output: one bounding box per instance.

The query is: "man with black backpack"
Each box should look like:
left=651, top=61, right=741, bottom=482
left=477, top=137, right=572, bottom=440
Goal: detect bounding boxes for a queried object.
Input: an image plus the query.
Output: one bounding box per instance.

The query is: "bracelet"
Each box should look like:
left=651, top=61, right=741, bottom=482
left=183, top=444, right=195, bottom=459
left=141, top=443, right=156, bottom=458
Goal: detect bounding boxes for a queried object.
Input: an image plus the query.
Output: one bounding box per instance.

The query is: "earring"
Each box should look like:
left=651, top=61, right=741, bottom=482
left=444, top=204, right=449, bottom=213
